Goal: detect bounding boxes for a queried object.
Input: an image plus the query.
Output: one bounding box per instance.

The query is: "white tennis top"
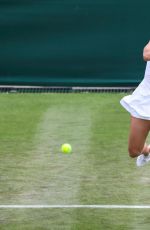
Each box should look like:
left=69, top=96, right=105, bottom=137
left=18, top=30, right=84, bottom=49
left=144, top=61, right=150, bottom=82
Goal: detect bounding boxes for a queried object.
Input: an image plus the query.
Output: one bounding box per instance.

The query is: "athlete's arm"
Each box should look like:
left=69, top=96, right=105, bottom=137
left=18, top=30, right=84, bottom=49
left=143, top=41, right=150, bottom=61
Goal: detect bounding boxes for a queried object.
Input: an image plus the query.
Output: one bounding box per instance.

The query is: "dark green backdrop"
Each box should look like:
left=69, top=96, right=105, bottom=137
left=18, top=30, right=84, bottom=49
left=0, top=0, right=150, bottom=86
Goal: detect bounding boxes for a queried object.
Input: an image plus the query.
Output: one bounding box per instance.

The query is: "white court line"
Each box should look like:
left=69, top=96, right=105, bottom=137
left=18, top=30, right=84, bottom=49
left=1, top=205, right=150, bottom=209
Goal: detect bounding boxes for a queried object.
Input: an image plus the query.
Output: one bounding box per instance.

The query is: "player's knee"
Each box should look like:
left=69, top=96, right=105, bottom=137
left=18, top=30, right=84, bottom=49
left=128, top=146, right=140, bottom=158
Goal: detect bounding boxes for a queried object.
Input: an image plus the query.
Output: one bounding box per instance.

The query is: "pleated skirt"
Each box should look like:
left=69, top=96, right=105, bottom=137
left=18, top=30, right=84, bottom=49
left=120, top=79, right=150, bottom=120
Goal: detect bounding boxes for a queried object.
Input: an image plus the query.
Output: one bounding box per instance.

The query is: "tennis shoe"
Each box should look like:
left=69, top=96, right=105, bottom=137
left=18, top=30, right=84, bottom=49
left=136, top=154, right=150, bottom=167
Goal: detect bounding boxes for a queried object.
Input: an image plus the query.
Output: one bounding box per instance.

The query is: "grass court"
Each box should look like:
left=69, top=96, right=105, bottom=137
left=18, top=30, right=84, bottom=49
left=0, top=93, right=150, bottom=229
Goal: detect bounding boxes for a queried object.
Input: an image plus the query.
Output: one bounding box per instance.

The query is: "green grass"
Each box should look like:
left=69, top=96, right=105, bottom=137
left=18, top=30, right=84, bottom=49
left=0, top=93, right=150, bottom=229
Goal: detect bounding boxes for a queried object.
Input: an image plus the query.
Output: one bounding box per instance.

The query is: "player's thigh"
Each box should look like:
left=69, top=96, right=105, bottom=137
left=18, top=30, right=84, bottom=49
left=128, top=116, right=150, bottom=155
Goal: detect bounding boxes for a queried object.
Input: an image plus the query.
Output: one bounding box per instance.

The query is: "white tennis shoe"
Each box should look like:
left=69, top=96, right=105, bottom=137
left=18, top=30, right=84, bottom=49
left=136, top=154, right=150, bottom=167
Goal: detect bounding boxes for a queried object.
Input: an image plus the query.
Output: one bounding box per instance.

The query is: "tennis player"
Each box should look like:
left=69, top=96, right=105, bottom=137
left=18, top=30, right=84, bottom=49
left=120, top=41, right=150, bottom=167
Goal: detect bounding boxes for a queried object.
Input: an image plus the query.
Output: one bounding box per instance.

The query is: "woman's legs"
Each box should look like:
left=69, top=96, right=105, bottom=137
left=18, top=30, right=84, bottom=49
left=128, top=116, right=150, bottom=158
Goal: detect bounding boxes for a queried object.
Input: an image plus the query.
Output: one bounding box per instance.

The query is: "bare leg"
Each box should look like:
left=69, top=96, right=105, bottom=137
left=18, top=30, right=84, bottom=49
left=142, top=143, right=150, bottom=156
left=128, top=116, right=150, bottom=158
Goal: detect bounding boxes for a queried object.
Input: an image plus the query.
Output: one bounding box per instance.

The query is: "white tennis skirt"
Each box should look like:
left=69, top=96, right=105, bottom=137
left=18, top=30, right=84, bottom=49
left=120, top=79, right=150, bottom=120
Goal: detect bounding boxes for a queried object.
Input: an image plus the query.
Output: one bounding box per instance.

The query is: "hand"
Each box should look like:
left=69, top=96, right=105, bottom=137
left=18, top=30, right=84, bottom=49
left=143, top=41, right=150, bottom=61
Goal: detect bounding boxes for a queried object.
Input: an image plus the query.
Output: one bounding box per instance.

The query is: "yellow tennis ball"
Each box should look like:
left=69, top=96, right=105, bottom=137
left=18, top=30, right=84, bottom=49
left=61, top=143, right=72, bottom=154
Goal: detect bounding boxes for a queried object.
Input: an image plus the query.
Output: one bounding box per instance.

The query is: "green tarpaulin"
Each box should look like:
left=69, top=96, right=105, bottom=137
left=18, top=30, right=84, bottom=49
left=0, top=0, right=149, bottom=86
